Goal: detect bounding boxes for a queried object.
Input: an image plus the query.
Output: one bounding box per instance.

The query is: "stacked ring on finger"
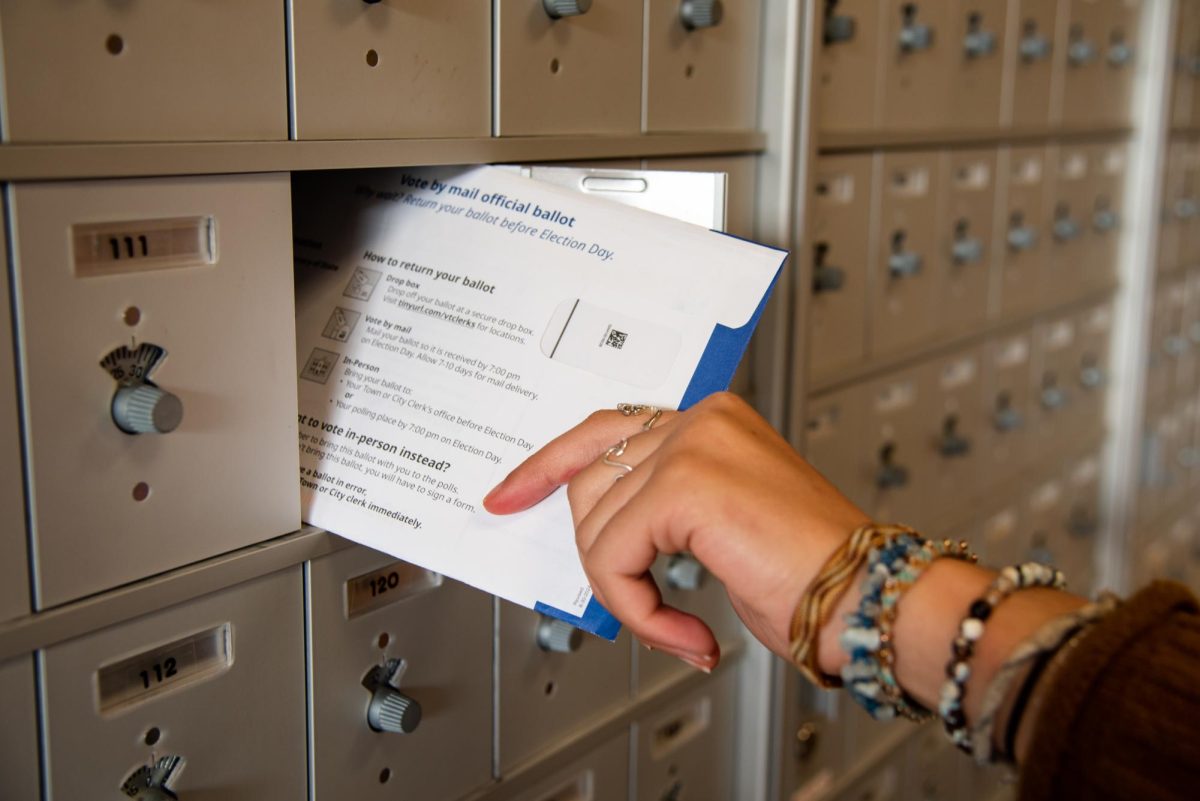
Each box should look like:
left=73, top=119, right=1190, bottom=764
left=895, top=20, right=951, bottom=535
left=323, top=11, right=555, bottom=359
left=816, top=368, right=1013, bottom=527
left=602, top=438, right=635, bottom=481
left=616, top=403, right=665, bottom=431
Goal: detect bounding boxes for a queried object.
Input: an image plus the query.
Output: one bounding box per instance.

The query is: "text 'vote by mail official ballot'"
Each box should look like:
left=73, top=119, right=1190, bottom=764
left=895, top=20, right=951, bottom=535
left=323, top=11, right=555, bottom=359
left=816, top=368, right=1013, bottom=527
left=292, top=165, right=785, bottom=638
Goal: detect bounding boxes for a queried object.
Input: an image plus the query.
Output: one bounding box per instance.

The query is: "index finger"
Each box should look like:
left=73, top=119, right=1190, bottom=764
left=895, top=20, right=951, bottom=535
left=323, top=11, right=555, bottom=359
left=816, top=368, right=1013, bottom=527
left=482, top=408, right=674, bottom=514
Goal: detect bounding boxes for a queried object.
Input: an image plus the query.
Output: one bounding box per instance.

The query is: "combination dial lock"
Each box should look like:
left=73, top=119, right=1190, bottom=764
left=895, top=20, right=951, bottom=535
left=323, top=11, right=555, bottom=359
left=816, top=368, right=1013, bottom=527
left=101, top=342, right=183, bottom=435
left=120, top=755, right=185, bottom=800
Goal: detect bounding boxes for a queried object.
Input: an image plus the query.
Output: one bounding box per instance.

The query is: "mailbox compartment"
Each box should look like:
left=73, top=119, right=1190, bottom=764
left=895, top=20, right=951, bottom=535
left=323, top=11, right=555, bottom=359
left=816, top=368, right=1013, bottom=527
left=879, top=1, right=954, bottom=130
left=307, top=545, right=492, bottom=801
left=1059, top=0, right=1108, bottom=126
left=633, top=666, right=736, bottom=800
left=0, top=1, right=286, bottom=142
left=948, top=1, right=1007, bottom=129
left=494, top=0, right=643, bottom=135
left=644, top=0, right=761, bottom=131
left=938, top=148, right=996, bottom=334
left=1009, top=0, right=1058, bottom=127
left=984, top=331, right=1035, bottom=484
left=0, top=656, right=40, bottom=801
left=809, top=154, right=875, bottom=381
left=922, top=346, right=986, bottom=522
left=10, top=175, right=300, bottom=609
left=1061, top=450, right=1103, bottom=589
left=1072, top=301, right=1115, bottom=442
left=292, top=0, right=491, bottom=139
left=498, top=601, right=631, bottom=771
left=502, top=730, right=631, bottom=801
left=1046, top=145, right=1091, bottom=303
left=998, top=147, right=1050, bottom=318
left=804, top=387, right=872, bottom=511
left=1031, top=314, right=1078, bottom=461
left=815, top=0, right=884, bottom=133
left=866, top=368, right=929, bottom=528
left=1082, top=141, right=1128, bottom=294
left=40, top=568, right=307, bottom=801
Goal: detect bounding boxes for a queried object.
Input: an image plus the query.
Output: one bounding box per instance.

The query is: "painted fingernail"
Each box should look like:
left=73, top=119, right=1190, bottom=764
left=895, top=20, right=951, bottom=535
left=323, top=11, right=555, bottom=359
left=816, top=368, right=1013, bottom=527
left=680, top=653, right=715, bottom=674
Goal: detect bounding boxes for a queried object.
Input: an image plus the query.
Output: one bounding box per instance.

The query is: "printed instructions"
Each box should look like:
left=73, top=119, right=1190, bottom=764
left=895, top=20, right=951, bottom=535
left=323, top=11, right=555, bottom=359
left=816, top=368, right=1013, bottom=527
left=293, top=165, right=784, bottom=633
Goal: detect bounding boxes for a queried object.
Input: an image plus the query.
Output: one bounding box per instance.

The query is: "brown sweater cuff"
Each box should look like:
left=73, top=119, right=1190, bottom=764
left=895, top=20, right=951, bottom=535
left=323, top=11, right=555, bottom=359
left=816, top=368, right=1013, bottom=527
left=1019, top=581, right=1200, bottom=801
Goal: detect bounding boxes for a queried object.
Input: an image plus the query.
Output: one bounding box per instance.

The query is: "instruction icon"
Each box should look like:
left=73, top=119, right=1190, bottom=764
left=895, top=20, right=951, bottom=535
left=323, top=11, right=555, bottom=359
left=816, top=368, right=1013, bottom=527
left=322, top=306, right=361, bottom=342
left=301, top=348, right=340, bottom=384
left=343, top=267, right=382, bottom=301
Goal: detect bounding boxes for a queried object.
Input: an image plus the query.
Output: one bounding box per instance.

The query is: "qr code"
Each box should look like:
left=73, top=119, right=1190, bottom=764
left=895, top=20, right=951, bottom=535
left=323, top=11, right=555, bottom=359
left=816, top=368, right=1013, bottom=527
left=605, top=328, right=628, bottom=350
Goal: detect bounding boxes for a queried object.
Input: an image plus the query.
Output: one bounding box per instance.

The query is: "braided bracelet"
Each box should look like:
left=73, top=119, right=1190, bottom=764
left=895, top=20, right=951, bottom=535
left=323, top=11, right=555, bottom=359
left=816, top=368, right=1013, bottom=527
left=939, top=562, right=1067, bottom=752
left=840, top=528, right=976, bottom=721
left=969, top=592, right=1119, bottom=764
left=790, top=523, right=884, bottom=688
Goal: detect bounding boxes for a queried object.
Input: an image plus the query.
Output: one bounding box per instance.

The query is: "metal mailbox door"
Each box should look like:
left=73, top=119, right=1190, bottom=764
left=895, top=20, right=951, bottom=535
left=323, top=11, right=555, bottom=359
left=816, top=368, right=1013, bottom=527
left=1045, top=144, right=1092, bottom=304
left=644, top=0, right=761, bottom=132
left=1023, top=477, right=1067, bottom=574
left=879, top=0, right=954, bottom=130
left=1083, top=141, right=1128, bottom=294
left=1073, top=301, right=1115, bottom=442
left=939, top=148, right=997, bottom=334
left=1059, top=0, right=1108, bottom=126
left=292, top=0, right=491, bottom=140
left=998, top=147, right=1049, bottom=318
left=922, top=347, right=986, bottom=525
left=1158, top=142, right=1189, bottom=275
left=867, top=369, right=930, bottom=529
left=804, top=387, right=871, bottom=511
left=1009, top=0, right=1058, bottom=127
left=494, top=0, right=643, bottom=135
left=1031, top=315, right=1078, bottom=461
left=870, top=152, right=942, bottom=357
left=0, top=1, right=286, bottom=142
left=809, top=155, right=875, bottom=381
left=633, top=666, right=736, bottom=800
left=40, top=568, right=307, bottom=801
left=815, top=0, right=884, bottom=133
left=308, top=546, right=492, bottom=801
left=504, top=730, right=630, bottom=801
left=949, top=1, right=1007, bottom=129
left=10, top=175, right=300, bottom=609
left=984, top=332, right=1035, bottom=485
left=978, top=500, right=1026, bottom=568
left=0, top=656, right=39, bottom=801
left=498, top=601, right=631, bottom=771
left=1095, top=0, right=1142, bottom=126
left=1061, top=451, right=1102, bottom=589
left=0, top=219, right=27, bottom=623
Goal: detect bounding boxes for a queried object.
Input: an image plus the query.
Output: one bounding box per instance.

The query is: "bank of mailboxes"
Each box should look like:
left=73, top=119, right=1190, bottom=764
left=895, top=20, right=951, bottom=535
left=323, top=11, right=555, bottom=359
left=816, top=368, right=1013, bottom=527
left=817, top=0, right=1140, bottom=134
left=8, top=175, right=300, bottom=609
left=0, top=656, right=40, bottom=801
left=40, top=568, right=308, bottom=800
left=514, top=730, right=631, bottom=801
left=308, top=546, right=492, bottom=801
left=0, top=2, right=761, bottom=142
left=0, top=220, right=28, bottom=624
left=634, top=665, right=736, bottom=800
left=809, top=143, right=1125, bottom=382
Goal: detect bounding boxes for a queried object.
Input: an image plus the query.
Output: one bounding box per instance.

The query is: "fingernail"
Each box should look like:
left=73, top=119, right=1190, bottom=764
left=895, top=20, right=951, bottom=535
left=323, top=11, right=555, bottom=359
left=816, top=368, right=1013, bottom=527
left=680, top=653, right=714, bottom=674
left=644, top=644, right=655, bottom=652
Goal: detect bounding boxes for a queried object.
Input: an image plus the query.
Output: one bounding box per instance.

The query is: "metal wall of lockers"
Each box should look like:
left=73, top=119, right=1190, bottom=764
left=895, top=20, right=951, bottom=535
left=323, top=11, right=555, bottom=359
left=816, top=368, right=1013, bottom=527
left=0, top=2, right=1192, bottom=801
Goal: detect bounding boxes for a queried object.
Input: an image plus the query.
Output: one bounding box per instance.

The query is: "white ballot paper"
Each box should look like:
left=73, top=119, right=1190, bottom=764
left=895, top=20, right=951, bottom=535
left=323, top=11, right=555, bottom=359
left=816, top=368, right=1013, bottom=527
left=292, top=165, right=785, bottom=639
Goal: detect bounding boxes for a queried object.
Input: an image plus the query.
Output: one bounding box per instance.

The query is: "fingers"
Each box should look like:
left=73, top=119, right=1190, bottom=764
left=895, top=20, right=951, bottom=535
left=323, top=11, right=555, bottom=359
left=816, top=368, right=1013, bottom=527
left=483, top=407, right=674, bottom=514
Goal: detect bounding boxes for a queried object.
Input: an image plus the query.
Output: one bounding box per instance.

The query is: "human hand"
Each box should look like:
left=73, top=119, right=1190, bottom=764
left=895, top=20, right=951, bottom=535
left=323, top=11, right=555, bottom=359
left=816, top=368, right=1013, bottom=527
left=483, top=392, right=870, bottom=670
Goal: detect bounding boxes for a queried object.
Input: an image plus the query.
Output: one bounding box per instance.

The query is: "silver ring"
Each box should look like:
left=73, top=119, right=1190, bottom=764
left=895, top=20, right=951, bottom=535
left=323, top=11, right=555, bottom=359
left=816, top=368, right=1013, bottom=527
left=642, top=408, right=663, bottom=431
left=617, top=403, right=656, bottom=417
left=603, top=438, right=634, bottom=481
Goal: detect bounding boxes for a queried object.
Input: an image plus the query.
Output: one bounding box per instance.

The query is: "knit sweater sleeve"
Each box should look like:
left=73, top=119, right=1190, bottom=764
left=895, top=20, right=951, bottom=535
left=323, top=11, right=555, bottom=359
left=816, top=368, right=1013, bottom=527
left=1018, top=581, right=1200, bottom=801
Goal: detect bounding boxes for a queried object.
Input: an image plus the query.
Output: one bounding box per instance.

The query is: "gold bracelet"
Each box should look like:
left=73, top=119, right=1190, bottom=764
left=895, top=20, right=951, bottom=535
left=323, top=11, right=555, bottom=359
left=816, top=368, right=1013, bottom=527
left=789, top=523, right=885, bottom=688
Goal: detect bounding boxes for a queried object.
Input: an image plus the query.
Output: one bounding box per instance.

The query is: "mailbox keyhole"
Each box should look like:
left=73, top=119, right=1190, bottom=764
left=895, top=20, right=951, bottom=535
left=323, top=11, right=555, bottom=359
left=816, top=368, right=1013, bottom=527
left=106, top=34, right=124, bottom=55
left=366, top=49, right=379, bottom=67
left=143, top=727, right=161, bottom=746
left=550, top=58, right=561, bottom=74
left=132, top=482, right=151, bottom=502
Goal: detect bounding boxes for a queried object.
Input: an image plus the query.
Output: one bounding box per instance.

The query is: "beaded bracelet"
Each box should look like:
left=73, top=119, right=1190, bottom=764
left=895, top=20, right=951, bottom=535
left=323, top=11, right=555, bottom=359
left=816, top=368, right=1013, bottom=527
left=789, top=523, right=885, bottom=688
left=938, top=562, right=1067, bottom=752
left=969, top=592, right=1119, bottom=764
left=840, top=528, right=977, bottom=721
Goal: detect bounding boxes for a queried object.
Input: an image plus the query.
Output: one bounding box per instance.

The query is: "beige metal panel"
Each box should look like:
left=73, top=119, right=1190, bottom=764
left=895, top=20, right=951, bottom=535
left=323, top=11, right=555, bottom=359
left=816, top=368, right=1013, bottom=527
left=498, top=730, right=631, bottom=801
left=1022, top=475, right=1066, bottom=569
left=831, top=742, right=903, bottom=801
left=292, top=0, right=491, bottom=140
left=804, top=387, right=871, bottom=511
left=308, top=547, right=491, bottom=801
left=0, top=1, right=286, bottom=142
left=1094, top=0, right=1142, bottom=127
left=1031, top=314, right=1078, bottom=461
left=498, top=601, right=631, bottom=771
left=635, top=553, right=742, bottom=696
left=866, top=368, right=930, bottom=528
left=11, top=175, right=300, bottom=608
left=808, top=155, right=873, bottom=382
left=0, top=656, right=39, bottom=801
left=494, top=0, right=643, bottom=135
left=1159, top=277, right=1189, bottom=404
left=921, top=346, right=986, bottom=524
left=0, top=215, right=27, bottom=622
left=40, top=568, right=307, bottom=800
left=1180, top=268, right=1200, bottom=395
left=977, top=498, right=1026, bottom=568
left=644, top=0, right=761, bottom=132
left=1059, top=0, right=1108, bottom=126
left=1061, top=450, right=1102, bottom=588
left=1044, top=143, right=1091, bottom=304
left=879, top=0, right=954, bottom=130
left=633, top=665, right=735, bottom=801
left=870, top=152, right=942, bottom=357
left=1144, top=280, right=1178, bottom=417
left=1009, top=0, right=1058, bottom=128
left=779, top=677, right=845, bottom=801
left=902, top=724, right=964, bottom=801
left=1072, top=301, right=1114, bottom=443
left=1082, top=141, right=1127, bottom=294
left=1158, top=140, right=1188, bottom=274
left=949, top=1, right=1008, bottom=129
left=939, top=148, right=996, bottom=335
left=815, top=0, right=883, bottom=133
left=997, top=147, right=1048, bottom=319
left=984, top=331, right=1034, bottom=485
left=1182, top=141, right=1200, bottom=266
